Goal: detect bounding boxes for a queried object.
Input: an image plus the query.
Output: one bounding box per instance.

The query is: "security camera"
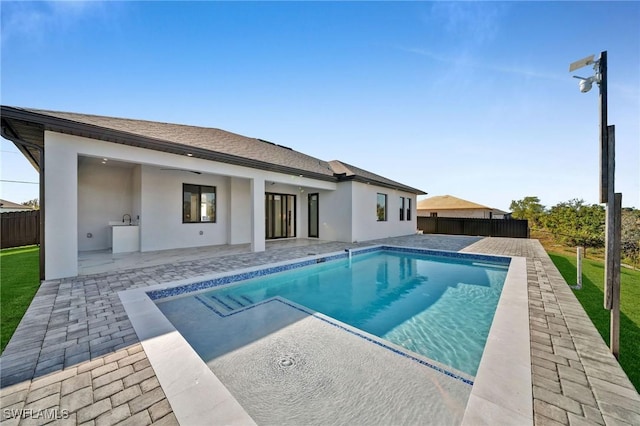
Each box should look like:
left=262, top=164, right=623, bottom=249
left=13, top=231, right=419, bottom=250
left=579, top=78, right=593, bottom=93
left=573, top=75, right=596, bottom=93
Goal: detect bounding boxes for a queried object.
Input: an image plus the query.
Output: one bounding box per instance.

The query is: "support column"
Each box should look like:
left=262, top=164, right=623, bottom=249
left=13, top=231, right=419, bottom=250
left=228, top=177, right=251, bottom=245
left=44, top=132, right=78, bottom=279
left=250, top=177, right=265, bottom=252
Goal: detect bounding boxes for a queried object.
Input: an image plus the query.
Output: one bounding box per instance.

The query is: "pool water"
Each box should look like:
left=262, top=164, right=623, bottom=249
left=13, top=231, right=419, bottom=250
left=176, top=250, right=508, bottom=376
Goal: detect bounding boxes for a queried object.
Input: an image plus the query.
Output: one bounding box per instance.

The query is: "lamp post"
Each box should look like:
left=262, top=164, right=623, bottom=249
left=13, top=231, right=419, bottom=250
left=569, top=51, right=622, bottom=359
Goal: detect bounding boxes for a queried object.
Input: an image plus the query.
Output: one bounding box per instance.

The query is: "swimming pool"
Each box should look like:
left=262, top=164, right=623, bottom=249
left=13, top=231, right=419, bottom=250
left=153, top=247, right=509, bottom=377
left=121, top=244, right=531, bottom=425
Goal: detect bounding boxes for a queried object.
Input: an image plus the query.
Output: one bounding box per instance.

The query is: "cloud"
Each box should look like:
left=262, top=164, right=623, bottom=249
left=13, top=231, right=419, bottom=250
left=397, top=46, right=566, bottom=83
left=400, top=3, right=568, bottom=89
left=427, top=2, right=508, bottom=46
left=1, top=1, right=108, bottom=46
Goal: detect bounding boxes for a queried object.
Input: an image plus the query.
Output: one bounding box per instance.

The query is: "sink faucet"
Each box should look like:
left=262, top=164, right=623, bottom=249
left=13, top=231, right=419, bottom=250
left=122, top=214, right=132, bottom=225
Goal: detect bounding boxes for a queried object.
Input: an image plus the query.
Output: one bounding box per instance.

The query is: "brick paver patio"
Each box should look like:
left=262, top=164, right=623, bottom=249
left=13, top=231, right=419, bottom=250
left=1, top=235, right=638, bottom=425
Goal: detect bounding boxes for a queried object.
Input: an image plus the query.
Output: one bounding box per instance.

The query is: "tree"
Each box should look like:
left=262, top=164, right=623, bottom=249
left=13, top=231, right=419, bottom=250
left=21, top=198, right=39, bottom=209
left=510, top=196, right=545, bottom=228
left=544, top=199, right=605, bottom=255
left=621, top=208, right=640, bottom=268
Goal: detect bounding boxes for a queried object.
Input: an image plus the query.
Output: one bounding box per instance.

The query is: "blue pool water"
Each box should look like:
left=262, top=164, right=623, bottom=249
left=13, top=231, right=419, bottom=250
left=170, top=250, right=509, bottom=376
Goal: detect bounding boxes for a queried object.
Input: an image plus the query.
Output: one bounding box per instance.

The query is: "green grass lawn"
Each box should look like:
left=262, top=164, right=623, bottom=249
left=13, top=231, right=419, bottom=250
left=548, top=251, right=640, bottom=392
left=1, top=246, right=40, bottom=353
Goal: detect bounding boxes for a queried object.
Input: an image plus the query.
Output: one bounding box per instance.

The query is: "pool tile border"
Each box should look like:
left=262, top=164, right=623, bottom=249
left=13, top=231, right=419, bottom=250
left=147, top=245, right=511, bottom=301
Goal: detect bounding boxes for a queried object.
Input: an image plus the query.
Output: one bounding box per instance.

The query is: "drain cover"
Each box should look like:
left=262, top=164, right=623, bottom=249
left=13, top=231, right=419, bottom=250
left=278, top=355, right=296, bottom=367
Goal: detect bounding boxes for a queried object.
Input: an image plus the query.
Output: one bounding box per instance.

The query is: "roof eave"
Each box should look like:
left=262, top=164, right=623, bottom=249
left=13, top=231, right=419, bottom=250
left=417, top=207, right=494, bottom=211
left=1, top=115, right=42, bottom=171
left=336, top=173, right=426, bottom=195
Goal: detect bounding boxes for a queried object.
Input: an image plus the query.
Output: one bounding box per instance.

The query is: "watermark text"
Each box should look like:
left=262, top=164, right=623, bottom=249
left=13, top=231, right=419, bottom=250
left=3, top=408, right=70, bottom=420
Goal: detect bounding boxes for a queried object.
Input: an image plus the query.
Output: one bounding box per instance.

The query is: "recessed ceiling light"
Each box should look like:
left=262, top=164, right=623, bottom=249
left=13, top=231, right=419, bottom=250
left=103, top=158, right=108, bottom=161
left=186, top=153, right=193, bottom=157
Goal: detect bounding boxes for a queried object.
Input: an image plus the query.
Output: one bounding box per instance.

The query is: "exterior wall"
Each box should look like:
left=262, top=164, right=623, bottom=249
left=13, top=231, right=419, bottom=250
left=77, top=160, right=134, bottom=251
left=44, top=130, right=421, bottom=278
left=139, top=165, right=230, bottom=252
left=318, top=183, right=352, bottom=242
left=417, top=209, right=502, bottom=219
left=351, top=182, right=416, bottom=242
left=0, top=207, right=33, bottom=213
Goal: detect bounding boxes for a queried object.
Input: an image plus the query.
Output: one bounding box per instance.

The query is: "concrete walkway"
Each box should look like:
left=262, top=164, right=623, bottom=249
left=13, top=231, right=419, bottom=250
left=461, top=238, right=639, bottom=425
left=1, top=235, right=638, bottom=425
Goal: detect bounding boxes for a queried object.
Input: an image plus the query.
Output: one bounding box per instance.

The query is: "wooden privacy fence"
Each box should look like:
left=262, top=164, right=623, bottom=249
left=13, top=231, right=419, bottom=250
left=417, top=216, right=529, bottom=239
left=1, top=210, right=40, bottom=249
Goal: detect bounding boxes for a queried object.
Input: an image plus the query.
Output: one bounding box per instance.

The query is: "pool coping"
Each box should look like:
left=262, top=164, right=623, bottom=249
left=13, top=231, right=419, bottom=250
left=463, top=255, right=533, bottom=424
left=119, top=245, right=532, bottom=425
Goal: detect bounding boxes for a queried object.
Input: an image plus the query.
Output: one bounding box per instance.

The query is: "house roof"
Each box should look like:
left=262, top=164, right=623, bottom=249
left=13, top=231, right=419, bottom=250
left=0, top=199, right=33, bottom=210
left=328, top=160, right=426, bottom=194
left=417, top=195, right=508, bottom=214
left=1, top=106, right=425, bottom=194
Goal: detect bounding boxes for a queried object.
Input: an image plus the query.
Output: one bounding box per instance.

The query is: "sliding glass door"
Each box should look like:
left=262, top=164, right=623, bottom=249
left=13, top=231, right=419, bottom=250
left=265, top=193, right=296, bottom=239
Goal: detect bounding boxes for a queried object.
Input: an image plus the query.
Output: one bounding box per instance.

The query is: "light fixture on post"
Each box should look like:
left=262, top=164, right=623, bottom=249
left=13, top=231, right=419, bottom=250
left=569, top=51, right=622, bottom=359
left=570, top=54, right=601, bottom=93
left=569, top=52, right=607, bottom=202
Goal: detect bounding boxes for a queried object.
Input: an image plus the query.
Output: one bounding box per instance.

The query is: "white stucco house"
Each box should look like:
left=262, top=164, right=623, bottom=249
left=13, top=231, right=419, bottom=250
left=1, top=106, right=425, bottom=280
left=417, top=195, right=509, bottom=219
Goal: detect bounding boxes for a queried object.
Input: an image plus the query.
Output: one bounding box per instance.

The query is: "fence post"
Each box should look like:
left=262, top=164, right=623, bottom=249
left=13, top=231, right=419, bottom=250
left=610, top=193, right=622, bottom=359
left=573, top=246, right=584, bottom=289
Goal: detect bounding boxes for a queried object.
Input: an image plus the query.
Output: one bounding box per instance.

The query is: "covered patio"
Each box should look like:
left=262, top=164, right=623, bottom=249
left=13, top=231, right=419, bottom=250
left=78, top=239, right=332, bottom=276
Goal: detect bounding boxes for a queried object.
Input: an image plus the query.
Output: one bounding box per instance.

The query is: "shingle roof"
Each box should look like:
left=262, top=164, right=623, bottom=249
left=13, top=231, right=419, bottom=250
left=328, top=160, right=425, bottom=194
left=1, top=106, right=425, bottom=194
left=18, top=108, right=337, bottom=178
left=417, top=195, right=507, bottom=213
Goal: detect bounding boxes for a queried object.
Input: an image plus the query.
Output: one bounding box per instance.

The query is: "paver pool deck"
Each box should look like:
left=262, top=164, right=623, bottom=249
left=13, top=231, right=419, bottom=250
left=1, top=235, right=638, bottom=425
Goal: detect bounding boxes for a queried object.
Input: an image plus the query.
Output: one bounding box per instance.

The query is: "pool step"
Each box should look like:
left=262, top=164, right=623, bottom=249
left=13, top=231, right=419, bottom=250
left=202, top=294, right=255, bottom=315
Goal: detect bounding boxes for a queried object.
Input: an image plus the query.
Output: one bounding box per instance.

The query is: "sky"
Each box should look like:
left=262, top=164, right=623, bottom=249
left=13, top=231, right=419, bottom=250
left=1, top=1, right=638, bottom=211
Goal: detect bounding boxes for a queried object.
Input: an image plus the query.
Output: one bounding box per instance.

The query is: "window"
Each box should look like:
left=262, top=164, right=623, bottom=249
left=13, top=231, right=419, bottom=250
left=399, top=197, right=405, bottom=221
left=377, top=193, right=387, bottom=221
left=183, top=184, right=216, bottom=223
left=406, top=198, right=412, bottom=221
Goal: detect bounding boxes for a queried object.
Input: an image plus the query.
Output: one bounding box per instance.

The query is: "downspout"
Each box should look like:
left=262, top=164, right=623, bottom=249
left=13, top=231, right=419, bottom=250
left=39, top=148, right=45, bottom=282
